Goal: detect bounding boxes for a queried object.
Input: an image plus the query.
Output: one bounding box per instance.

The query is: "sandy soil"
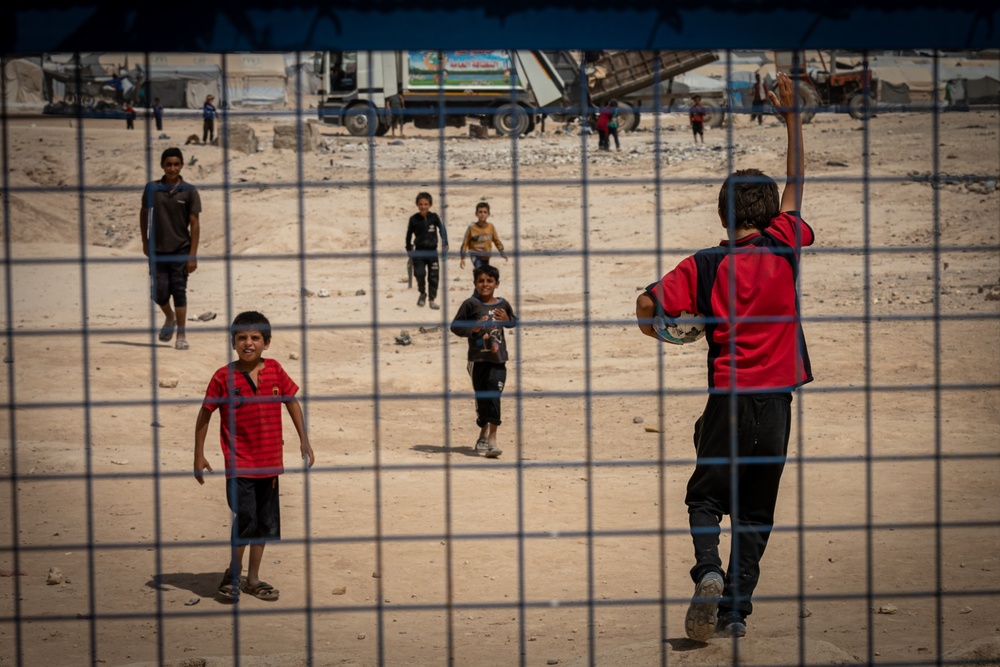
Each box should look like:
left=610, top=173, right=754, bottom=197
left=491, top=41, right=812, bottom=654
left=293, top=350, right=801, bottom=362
left=0, top=105, right=998, bottom=667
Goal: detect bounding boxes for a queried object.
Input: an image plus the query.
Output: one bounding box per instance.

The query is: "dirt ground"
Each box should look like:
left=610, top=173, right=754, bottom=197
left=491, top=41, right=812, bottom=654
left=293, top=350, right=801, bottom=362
left=0, top=104, right=998, bottom=667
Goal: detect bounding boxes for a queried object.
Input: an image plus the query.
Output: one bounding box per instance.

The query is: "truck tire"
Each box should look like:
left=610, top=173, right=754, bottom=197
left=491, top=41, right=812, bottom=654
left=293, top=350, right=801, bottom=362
left=375, top=120, right=390, bottom=136
left=848, top=92, right=873, bottom=120
left=800, top=85, right=818, bottom=124
left=493, top=103, right=531, bottom=137
left=344, top=103, right=377, bottom=137
left=772, top=84, right=818, bottom=124
left=617, top=101, right=640, bottom=132
left=702, top=99, right=725, bottom=128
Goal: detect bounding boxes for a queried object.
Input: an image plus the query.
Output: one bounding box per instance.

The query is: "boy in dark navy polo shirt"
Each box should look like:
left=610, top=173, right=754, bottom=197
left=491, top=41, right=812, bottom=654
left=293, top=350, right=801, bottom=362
left=636, top=72, right=812, bottom=642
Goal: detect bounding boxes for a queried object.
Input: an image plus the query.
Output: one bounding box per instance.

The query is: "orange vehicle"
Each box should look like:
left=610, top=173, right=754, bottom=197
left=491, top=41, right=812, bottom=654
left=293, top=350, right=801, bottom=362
left=774, top=50, right=876, bottom=121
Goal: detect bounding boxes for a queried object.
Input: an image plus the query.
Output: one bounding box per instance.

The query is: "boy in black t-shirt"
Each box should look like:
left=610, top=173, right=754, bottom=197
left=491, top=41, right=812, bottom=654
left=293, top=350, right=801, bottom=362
left=450, top=265, right=517, bottom=459
left=405, top=192, right=449, bottom=310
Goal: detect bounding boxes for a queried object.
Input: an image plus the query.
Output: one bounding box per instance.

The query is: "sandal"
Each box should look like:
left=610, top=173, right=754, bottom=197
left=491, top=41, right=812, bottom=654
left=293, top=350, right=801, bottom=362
left=242, top=580, right=280, bottom=601
left=175, top=339, right=189, bottom=350
left=217, top=569, right=240, bottom=602
left=158, top=322, right=175, bottom=342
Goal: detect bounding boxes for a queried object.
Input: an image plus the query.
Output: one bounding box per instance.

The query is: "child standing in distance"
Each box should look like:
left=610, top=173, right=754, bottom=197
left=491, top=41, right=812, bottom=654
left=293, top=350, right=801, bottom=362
left=689, top=95, right=706, bottom=144
left=124, top=102, right=136, bottom=130
left=153, top=97, right=164, bottom=131
left=450, top=265, right=517, bottom=459
left=194, top=311, right=315, bottom=603
left=140, top=147, right=201, bottom=350
left=405, top=191, right=449, bottom=310
left=635, top=73, right=811, bottom=642
left=460, top=202, right=508, bottom=271
left=202, top=94, right=217, bottom=143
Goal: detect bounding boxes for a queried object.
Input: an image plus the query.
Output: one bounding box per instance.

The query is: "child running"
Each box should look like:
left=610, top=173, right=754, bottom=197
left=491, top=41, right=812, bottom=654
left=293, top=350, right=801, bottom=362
left=635, top=72, right=811, bottom=641
left=460, top=201, right=508, bottom=271
left=450, top=265, right=517, bottom=459
left=194, top=311, right=315, bottom=602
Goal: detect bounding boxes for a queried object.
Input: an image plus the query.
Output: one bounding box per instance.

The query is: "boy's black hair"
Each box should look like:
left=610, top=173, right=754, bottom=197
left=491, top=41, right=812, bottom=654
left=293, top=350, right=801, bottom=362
left=160, top=147, right=183, bottom=165
left=718, top=168, right=780, bottom=231
left=473, top=264, right=500, bottom=283
left=231, top=311, right=272, bottom=345
left=415, top=191, right=433, bottom=205
left=476, top=201, right=490, bottom=213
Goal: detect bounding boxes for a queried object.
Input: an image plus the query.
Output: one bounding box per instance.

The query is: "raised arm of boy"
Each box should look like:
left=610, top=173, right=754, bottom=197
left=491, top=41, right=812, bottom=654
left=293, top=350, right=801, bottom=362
left=771, top=72, right=805, bottom=213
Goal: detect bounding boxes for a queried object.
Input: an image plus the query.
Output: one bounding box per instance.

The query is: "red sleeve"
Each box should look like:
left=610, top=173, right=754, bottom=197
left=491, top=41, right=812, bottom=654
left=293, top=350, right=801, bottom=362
left=766, top=212, right=814, bottom=250
left=201, top=367, right=227, bottom=412
left=650, top=255, right=699, bottom=316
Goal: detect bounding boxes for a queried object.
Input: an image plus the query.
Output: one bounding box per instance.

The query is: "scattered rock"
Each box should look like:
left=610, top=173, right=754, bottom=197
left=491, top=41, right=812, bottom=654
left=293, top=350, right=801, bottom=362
left=2, top=356, right=11, bottom=363
left=395, top=331, right=412, bottom=346
left=110, top=460, right=129, bottom=466
left=158, top=378, right=178, bottom=389
left=196, top=311, right=216, bottom=321
left=418, top=326, right=440, bottom=334
left=301, top=287, right=315, bottom=297
left=372, top=571, right=381, bottom=578
left=632, top=416, right=644, bottom=424
left=985, top=287, right=1000, bottom=301
left=47, top=567, right=64, bottom=585
left=800, top=607, right=813, bottom=618
left=332, top=586, right=347, bottom=595
left=547, top=660, right=559, bottom=665
left=357, top=633, right=366, bottom=640
left=643, top=424, right=661, bottom=433
left=289, top=352, right=300, bottom=360
left=959, top=606, right=972, bottom=614
left=317, top=289, right=331, bottom=298
left=876, top=604, right=897, bottom=615
left=184, top=597, right=200, bottom=606
left=826, top=160, right=848, bottom=167
left=355, top=289, right=366, bottom=296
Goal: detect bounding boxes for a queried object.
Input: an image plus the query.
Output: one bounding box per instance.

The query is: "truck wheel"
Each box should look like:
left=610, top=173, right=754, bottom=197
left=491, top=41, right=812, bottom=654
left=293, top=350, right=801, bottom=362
left=64, top=93, right=77, bottom=104
left=772, top=84, right=818, bottom=124
left=344, top=103, right=376, bottom=137
left=375, top=120, right=390, bottom=136
left=848, top=93, right=873, bottom=120
left=493, top=103, right=531, bottom=137
left=702, top=100, right=725, bottom=128
left=81, top=94, right=95, bottom=106
left=800, top=85, right=818, bottom=124
left=617, top=101, right=640, bottom=132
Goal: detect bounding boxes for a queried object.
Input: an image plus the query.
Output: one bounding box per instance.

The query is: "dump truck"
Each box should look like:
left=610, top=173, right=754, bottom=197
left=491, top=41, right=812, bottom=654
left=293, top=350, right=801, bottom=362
left=543, top=50, right=721, bottom=131
left=314, top=50, right=566, bottom=137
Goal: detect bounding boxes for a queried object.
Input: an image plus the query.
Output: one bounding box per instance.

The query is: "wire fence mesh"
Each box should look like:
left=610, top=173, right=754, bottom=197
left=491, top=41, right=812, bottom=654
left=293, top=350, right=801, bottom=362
left=1, top=46, right=999, bottom=667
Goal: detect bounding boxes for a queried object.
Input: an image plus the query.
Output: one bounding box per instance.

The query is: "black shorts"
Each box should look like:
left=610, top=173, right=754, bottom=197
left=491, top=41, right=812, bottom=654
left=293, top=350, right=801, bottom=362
left=692, top=121, right=704, bottom=136
left=226, top=476, right=281, bottom=544
left=149, top=249, right=189, bottom=308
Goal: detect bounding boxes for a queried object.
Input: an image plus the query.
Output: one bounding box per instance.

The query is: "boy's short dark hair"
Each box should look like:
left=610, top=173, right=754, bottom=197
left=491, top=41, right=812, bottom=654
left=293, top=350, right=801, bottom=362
left=692, top=95, right=701, bottom=102
left=473, top=264, right=500, bottom=283
left=476, top=201, right=490, bottom=213
left=718, top=168, right=780, bottom=231
left=160, top=147, right=183, bottom=165
left=416, top=192, right=433, bottom=206
left=231, top=311, right=272, bottom=345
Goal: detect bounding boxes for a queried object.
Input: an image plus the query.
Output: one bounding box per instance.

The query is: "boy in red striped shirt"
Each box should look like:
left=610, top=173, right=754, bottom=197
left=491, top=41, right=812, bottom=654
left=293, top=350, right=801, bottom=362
left=636, top=72, right=810, bottom=641
left=194, top=311, right=314, bottom=602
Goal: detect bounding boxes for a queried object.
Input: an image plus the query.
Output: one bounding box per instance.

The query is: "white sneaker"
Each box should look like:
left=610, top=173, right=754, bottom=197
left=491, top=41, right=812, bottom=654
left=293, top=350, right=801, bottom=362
left=485, top=446, right=502, bottom=459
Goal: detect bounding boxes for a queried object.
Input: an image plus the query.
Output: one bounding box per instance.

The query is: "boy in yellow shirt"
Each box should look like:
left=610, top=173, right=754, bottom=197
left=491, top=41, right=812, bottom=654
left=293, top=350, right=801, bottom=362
left=460, top=202, right=508, bottom=271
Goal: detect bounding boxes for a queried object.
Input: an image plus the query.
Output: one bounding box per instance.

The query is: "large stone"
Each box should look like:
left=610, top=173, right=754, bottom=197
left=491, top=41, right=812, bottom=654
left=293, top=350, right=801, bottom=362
left=213, top=122, right=258, bottom=154
left=273, top=122, right=321, bottom=151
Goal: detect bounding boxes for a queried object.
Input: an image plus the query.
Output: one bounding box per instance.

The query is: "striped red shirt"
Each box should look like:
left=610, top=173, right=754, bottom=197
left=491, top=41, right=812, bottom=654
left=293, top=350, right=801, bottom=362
left=651, top=212, right=814, bottom=391
left=202, top=358, right=299, bottom=478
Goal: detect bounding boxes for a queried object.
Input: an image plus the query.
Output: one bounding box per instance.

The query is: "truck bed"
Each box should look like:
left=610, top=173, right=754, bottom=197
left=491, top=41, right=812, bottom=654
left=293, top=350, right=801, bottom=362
left=589, top=50, right=718, bottom=100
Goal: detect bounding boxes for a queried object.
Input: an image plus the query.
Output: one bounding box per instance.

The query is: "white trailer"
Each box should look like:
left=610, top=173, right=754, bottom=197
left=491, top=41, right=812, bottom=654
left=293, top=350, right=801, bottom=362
left=314, top=50, right=566, bottom=137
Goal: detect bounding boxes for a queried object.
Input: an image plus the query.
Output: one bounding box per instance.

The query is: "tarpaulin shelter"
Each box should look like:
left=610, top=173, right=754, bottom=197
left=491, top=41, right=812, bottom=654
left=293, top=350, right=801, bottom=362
left=2, top=58, right=45, bottom=104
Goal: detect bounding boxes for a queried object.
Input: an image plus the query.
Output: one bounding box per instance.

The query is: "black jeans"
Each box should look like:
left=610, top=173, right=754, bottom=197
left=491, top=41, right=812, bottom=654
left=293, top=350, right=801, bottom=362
left=471, top=361, right=506, bottom=427
left=685, top=392, right=792, bottom=618
left=411, top=250, right=440, bottom=300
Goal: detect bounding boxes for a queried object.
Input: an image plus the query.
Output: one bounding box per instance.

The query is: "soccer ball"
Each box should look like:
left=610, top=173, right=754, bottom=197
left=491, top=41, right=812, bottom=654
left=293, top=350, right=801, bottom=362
left=653, top=310, right=706, bottom=345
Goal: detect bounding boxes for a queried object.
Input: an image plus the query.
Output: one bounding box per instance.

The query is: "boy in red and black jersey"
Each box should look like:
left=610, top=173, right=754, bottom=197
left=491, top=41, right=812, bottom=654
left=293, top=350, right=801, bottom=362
left=637, top=73, right=810, bottom=642
left=194, top=311, right=315, bottom=602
